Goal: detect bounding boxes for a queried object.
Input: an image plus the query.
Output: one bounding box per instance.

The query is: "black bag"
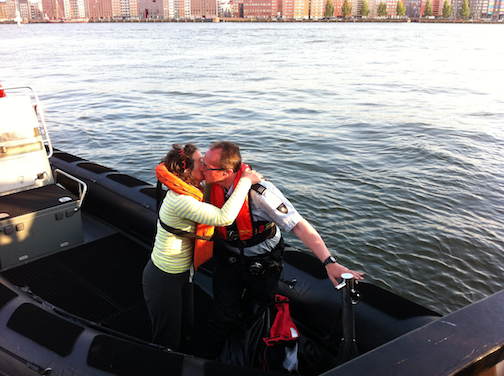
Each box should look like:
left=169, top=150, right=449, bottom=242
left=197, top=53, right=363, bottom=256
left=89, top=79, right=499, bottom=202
left=218, top=301, right=271, bottom=369
left=218, top=295, right=299, bottom=372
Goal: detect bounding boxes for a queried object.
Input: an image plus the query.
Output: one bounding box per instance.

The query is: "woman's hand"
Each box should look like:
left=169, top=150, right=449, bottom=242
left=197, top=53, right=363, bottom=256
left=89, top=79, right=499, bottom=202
left=242, top=168, right=264, bottom=185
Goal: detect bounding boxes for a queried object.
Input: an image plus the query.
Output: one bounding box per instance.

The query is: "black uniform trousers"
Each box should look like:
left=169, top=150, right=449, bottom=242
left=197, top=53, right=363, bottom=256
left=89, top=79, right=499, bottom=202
left=203, top=237, right=284, bottom=360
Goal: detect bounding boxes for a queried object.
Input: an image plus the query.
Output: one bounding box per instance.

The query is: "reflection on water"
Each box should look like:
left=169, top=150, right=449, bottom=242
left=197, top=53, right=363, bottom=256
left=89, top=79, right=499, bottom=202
left=2, top=22, right=504, bottom=314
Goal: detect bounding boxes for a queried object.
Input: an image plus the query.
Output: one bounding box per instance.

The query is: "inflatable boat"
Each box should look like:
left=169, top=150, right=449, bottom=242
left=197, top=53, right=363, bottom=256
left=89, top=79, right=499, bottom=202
left=1, top=87, right=503, bottom=376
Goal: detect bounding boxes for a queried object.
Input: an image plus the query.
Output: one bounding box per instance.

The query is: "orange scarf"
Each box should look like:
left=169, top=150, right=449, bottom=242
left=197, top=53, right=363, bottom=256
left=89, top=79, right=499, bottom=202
left=155, top=163, right=203, bottom=200
left=155, top=163, right=214, bottom=269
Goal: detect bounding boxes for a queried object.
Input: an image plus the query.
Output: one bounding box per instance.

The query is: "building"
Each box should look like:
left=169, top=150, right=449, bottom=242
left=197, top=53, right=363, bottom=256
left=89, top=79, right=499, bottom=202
left=0, top=0, right=8, bottom=20
left=31, top=1, right=44, bottom=19
left=332, top=0, right=343, bottom=16
left=404, top=0, right=420, bottom=16
left=242, top=0, right=278, bottom=18
left=293, top=0, right=308, bottom=18
left=88, top=0, right=112, bottom=18
left=17, top=0, right=31, bottom=19
left=468, top=0, right=490, bottom=17
left=230, top=0, right=243, bottom=16
left=175, top=0, right=191, bottom=18
left=137, top=0, right=161, bottom=18
left=71, top=0, right=88, bottom=17
left=280, top=0, right=294, bottom=17
left=110, top=0, right=138, bottom=18
left=451, top=0, right=490, bottom=17
left=488, top=0, right=503, bottom=18
left=219, top=0, right=232, bottom=16
left=431, top=0, right=442, bottom=16
left=190, top=0, right=215, bottom=18
left=3, top=0, right=17, bottom=18
left=384, top=0, right=398, bottom=14
left=41, top=0, right=62, bottom=18
left=310, top=0, right=324, bottom=18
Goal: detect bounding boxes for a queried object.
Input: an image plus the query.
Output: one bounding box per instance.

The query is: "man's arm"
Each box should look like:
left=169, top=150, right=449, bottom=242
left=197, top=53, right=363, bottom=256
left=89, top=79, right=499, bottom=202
left=291, top=218, right=364, bottom=287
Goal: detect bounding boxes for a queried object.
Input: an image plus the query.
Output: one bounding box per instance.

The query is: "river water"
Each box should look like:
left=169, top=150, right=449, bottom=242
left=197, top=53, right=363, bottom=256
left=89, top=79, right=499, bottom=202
left=2, top=22, right=504, bottom=315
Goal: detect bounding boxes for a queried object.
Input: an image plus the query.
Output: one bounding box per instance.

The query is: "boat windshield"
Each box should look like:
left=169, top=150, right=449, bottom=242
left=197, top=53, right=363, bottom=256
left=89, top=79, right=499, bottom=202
left=0, top=94, right=53, bottom=195
left=0, top=95, right=41, bottom=144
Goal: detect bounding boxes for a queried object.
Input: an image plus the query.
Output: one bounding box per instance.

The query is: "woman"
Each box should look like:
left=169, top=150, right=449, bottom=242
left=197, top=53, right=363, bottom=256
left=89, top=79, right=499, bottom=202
left=142, top=143, right=262, bottom=352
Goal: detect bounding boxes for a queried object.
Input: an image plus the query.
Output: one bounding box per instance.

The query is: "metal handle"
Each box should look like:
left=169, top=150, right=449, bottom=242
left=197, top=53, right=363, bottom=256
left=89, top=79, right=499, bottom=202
left=335, top=272, right=354, bottom=290
left=54, top=169, right=87, bottom=211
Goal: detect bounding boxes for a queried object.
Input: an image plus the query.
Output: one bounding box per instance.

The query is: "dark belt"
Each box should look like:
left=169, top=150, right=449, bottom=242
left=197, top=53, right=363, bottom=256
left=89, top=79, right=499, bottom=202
left=215, top=237, right=285, bottom=276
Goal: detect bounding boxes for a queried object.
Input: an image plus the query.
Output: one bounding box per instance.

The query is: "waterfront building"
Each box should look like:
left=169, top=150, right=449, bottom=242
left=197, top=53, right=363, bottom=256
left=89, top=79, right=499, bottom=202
left=281, top=0, right=294, bottom=17
left=0, top=0, right=28, bottom=19
left=218, top=0, right=232, bottom=16
left=468, top=0, right=490, bottom=17
left=352, top=0, right=360, bottom=16
left=404, top=0, right=420, bottom=16
left=353, top=0, right=371, bottom=16
left=332, top=0, right=343, bottom=16
left=165, top=0, right=173, bottom=18
left=111, top=0, right=138, bottom=18
left=191, top=0, right=216, bottom=18
left=385, top=0, right=400, bottom=14
left=18, top=0, right=31, bottom=18
left=88, top=0, right=112, bottom=18
left=488, top=0, right=503, bottom=18
left=111, top=0, right=120, bottom=16
left=129, top=0, right=138, bottom=17
left=176, top=0, right=191, bottom=18
left=41, top=0, right=63, bottom=18
left=230, top=0, right=242, bottom=17
left=293, top=0, right=308, bottom=18
left=449, top=0, right=460, bottom=16
left=310, top=0, right=324, bottom=18
left=31, top=1, right=44, bottom=18
left=431, top=0, right=442, bottom=16
left=495, top=0, right=502, bottom=19
left=70, top=0, right=88, bottom=17
left=241, top=0, right=277, bottom=18
left=0, top=0, right=8, bottom=20
left=137, top=0, right=163, bottom=17
left=451, top=0, right=492, bottom=17
left=368, top=0, right=378, bottom=16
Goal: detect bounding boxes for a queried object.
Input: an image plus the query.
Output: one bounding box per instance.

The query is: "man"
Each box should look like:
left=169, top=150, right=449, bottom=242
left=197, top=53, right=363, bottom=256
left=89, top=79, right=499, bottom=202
left=201, top=141, right=364, bottom=359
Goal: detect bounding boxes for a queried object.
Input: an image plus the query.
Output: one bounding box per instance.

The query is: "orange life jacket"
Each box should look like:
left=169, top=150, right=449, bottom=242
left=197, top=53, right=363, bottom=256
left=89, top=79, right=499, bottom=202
left=155, top=163, right=214, bottom=270
left=210, top=164, right=255, bottom=242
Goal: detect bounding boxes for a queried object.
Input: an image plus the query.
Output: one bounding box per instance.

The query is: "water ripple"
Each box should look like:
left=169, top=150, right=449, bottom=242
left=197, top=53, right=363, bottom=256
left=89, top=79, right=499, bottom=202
left=2, top=22, right=504, bottom=315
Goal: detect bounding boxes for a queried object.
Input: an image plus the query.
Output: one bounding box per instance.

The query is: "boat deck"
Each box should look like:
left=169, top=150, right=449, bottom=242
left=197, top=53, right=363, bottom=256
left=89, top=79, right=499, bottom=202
left=0, top=215, right=213, bottom=356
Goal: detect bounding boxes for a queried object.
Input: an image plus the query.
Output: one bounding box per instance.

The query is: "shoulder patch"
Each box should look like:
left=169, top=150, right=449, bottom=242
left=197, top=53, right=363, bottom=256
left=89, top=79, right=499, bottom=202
left=277, top=203, right=288, bottom=214
left=251, top=183, right=267, bottom=195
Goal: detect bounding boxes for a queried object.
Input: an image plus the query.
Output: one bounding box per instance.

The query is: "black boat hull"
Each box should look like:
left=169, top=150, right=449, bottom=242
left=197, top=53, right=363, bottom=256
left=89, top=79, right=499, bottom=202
left=0, top=151, right=442, bottom=376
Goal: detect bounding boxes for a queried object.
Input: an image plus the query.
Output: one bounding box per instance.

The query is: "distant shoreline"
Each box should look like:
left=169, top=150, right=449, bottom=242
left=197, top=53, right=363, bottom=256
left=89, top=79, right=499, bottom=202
left=2, top=18, right=502, bottom=24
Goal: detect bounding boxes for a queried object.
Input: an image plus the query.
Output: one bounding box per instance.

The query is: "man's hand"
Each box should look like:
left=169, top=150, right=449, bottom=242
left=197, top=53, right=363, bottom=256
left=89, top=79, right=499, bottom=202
left=325, top=262, right=364, bottom=287
left=292, top=218, right=364, bottom=287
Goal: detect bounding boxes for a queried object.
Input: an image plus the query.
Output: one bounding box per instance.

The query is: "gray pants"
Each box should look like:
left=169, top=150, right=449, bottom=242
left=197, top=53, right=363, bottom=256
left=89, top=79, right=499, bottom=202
left=142, top=259, right=193, bottom=351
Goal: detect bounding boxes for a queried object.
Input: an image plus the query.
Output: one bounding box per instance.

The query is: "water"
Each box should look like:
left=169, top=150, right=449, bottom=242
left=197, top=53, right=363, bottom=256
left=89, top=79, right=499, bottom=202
left=2, top=22, right=504, bottom=315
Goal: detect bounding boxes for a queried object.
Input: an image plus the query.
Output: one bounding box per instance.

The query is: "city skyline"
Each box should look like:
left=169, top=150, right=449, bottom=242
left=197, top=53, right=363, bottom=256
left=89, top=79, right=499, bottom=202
left=0, top=0, right=502, bottom=21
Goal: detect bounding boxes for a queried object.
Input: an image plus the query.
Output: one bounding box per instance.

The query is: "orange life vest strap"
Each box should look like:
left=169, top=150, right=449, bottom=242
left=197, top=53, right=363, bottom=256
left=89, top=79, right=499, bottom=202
left=211, top=164, right=255, bottom=241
